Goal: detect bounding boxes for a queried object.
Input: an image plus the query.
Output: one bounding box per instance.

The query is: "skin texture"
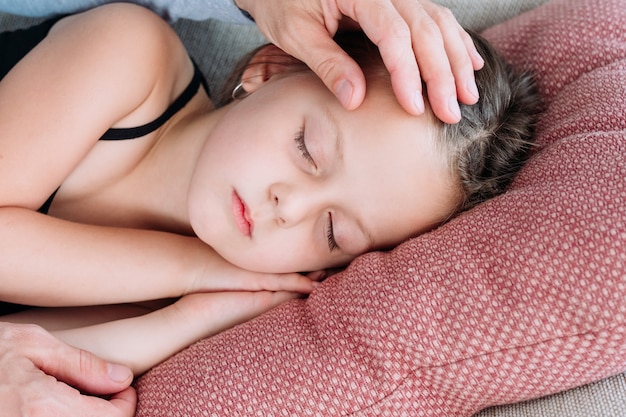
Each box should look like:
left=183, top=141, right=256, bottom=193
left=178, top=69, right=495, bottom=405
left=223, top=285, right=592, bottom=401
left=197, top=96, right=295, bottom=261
left=0, top=3, right=473, bottom=413
left=2, top=5, right=457, bottom=375
left=189, top=48, right=456, bottom=273
left=0, top=322, right=136, bottom=417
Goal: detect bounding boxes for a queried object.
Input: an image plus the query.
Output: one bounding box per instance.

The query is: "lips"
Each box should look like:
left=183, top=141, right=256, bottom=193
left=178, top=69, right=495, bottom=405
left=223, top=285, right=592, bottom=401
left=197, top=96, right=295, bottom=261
left=232, top=190, right=252, bottom=237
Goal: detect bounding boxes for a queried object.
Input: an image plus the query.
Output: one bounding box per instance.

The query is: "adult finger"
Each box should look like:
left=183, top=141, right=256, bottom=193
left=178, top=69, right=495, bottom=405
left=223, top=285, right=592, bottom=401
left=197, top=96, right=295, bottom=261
left=16, top=323, right=133, bottom=395
left=0, top=322, right=137, bottom=416
left=267, top=13, right=367, bottom=111
left=45, top=383, right=137, bottom=417
left=302, top=29, right=368, bottom=111
left=419, top=1, right=484, bottom=107
left=390, top=0, right=462, bottom=122
left=336, top=0, right=424, bottom=115
left=59, top=382, right=137, bottom=417
left=107, top=386, right=138, bottom=417
left=239, top=0, right=368, bottom=111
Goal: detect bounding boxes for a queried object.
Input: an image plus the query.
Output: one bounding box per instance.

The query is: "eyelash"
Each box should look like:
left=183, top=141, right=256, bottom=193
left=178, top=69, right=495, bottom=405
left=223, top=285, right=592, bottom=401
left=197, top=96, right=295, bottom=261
left=295, top=127, right=316, bottom=167
left=326, top=213, right=339, bottom=252
left=295, top=127, right=337, bottom=252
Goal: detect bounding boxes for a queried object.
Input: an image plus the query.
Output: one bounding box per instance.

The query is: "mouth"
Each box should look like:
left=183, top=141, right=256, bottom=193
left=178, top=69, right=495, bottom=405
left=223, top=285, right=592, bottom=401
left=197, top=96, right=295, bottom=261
left=232, top=190, right=252, bottom=237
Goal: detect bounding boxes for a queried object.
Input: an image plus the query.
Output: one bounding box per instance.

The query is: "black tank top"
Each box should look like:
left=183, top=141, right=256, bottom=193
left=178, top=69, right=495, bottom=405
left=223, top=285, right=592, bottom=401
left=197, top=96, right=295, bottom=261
left=0, top=16, right=210, bottom=315
left=37, top=64, right=208, bottom=214
left=0, top=16, right=210, bottom=214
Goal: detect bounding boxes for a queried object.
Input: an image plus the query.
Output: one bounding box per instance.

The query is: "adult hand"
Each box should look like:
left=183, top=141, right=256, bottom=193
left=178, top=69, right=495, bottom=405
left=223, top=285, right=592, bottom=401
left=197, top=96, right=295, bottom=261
left=0, top=322, right=136, bottom=417
left=236, top=0, right=484, bottom=124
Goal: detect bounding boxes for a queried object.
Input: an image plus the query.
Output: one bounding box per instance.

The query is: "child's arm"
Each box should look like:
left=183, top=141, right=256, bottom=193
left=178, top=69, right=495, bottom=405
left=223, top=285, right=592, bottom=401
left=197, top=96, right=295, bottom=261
left=0, top=5, right=315, bottom=307
left=0, top=208, right=315, bottom=306
left=0, top=5, right=191, bottom=305
left=50, top=291, right=301, bottom=375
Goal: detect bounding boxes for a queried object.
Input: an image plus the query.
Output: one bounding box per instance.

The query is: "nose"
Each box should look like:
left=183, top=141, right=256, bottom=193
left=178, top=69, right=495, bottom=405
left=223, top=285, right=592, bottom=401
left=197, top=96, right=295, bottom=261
left=270, top=183, right=326, bottom=228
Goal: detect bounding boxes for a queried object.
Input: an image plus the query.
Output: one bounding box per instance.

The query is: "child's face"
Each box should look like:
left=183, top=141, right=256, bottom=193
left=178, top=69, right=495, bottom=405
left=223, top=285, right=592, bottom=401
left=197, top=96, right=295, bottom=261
left=188, top=72, right=456, bottom=273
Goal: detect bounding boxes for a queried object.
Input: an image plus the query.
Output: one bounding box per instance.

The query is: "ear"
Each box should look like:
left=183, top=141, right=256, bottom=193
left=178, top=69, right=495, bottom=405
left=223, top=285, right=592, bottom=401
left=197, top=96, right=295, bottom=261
left=239, top=44, right=303, bottom=94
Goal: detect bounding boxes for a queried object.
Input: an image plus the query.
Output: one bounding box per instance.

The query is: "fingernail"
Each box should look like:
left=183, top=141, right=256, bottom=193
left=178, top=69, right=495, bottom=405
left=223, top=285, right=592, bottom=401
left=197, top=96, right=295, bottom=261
left=473, top=49, right=485, bottom=67
left=335, top=80, right=353, bottom=108
left=467, top=79, right=479, bottom=100
left=449, top=97, right=461, bottom=121
left=413, top=90, right=425, bottom=114
left=108, top=363, right=132, bottom=383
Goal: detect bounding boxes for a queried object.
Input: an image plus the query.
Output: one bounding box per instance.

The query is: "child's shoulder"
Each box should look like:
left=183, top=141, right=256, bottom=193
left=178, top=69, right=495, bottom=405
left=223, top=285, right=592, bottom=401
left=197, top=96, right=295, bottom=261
left=49, top=3, right=193, bottom=98
left=58, top=2, right=171, bottom=32
left=51, top=3, right=184, bottom=65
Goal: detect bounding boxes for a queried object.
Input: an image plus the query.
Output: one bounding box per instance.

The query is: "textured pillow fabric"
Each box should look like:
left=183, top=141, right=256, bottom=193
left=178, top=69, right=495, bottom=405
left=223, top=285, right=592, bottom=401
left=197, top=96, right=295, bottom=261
left=135, top=0, right=626, bottom=415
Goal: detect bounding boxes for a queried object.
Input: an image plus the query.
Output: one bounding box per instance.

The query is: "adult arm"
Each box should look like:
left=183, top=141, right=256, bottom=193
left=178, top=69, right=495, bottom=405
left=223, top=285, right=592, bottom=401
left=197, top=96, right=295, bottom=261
left=0, top=321, right=135, bottom=417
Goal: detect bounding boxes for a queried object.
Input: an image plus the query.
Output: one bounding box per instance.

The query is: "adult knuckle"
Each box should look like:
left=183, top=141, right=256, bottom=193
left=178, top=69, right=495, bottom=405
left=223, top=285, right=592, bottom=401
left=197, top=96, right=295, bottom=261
left=386, top=20, right=412, bottom=43
left=314, top=55, right=342, bottom=84
left=422, top=67, right=455, bottom=85
left=457, top=57, right=475, bottom=74
left=78, top=347, right=95, bottom=375
left=460, top=27, right=474, bottom=42
left=431, top=6, right=455, bottom=25
left=415, top=17, right=443, bottom=43
left=1, top=322, right=46, bottom=344
left=270, top=17, right=303, bottom=50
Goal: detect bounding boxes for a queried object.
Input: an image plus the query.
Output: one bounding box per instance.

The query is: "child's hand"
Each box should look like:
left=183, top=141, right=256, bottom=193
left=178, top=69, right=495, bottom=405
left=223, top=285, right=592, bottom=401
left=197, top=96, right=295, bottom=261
left=189, top=254, right=320, bottom=295
left=176, top=290, right=302, bottom=325
left=162, top=291, right=303, bottom=351
left=40, top=292, right=307, bottom=375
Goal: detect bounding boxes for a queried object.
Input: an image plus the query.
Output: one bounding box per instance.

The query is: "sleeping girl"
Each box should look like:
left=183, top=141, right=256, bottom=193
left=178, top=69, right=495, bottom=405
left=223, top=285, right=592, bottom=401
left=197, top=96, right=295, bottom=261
left=0, top=3, right=538, bottom=374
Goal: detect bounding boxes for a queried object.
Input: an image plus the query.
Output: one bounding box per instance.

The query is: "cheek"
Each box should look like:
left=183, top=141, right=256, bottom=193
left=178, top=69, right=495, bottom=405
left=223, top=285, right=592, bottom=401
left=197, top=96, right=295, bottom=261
left=226, top=232, right=342, bottom=273
left=186, top=177, right=219, bottom=245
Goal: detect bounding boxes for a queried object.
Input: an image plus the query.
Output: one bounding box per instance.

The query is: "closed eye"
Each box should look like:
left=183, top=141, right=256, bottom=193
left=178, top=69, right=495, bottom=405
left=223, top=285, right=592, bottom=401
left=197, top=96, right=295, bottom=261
left=295, top=126, right=316, bottom=168
left=326, top=212, right=339, bottom=252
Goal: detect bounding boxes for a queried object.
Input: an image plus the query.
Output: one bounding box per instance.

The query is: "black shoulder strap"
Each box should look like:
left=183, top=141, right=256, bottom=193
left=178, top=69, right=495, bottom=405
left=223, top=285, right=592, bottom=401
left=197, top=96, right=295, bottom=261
left=100, top=61, right=209, bottom=140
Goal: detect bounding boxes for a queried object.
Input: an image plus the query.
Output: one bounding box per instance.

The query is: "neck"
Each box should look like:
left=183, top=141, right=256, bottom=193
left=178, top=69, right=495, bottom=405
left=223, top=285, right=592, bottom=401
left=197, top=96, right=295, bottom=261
left=134, top=104, right=230, bottom=235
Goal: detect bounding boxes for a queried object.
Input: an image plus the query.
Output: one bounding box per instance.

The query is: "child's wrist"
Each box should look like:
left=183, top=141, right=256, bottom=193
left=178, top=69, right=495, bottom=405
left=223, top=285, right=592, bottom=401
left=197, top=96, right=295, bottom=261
left=181, top=239, right=219, bottom=295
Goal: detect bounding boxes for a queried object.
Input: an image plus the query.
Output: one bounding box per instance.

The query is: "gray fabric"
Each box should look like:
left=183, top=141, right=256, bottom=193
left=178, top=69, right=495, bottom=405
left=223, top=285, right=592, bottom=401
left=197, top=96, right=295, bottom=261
left=172, top=19, right=264, bottom=97
left=170, top=0, right=555, bottom=97
left=1, top=1, right=624, bottom=415
left=478, top=373, right=626, bottom=417
left=0, top=0, right=251, bottom=23
left=0, top=0, right=550, bottom=28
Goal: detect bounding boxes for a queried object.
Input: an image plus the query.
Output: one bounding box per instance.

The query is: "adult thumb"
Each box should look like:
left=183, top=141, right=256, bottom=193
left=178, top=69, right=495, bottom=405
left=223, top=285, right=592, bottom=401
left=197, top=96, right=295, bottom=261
left=293, top=29, right=366, bottom=111
left=25, top=325, right=133, bottom=395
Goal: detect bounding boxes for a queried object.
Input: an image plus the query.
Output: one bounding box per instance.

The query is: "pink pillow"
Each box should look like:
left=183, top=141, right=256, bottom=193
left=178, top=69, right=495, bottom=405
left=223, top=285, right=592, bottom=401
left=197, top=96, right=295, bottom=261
left=136, top=0, right=626, bottom=415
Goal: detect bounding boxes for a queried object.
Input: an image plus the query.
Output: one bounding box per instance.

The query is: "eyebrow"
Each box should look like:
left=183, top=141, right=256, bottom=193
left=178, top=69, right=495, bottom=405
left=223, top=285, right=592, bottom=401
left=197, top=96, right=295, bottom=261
left=322, top=107, right=343, bottom=163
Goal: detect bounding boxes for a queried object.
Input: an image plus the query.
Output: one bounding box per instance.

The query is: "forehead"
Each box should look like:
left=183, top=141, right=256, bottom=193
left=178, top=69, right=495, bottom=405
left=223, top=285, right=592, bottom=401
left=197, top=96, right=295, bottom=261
left=334, top=83, right=456, bottom=250
left=260, top=71, right=457, bottom=253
